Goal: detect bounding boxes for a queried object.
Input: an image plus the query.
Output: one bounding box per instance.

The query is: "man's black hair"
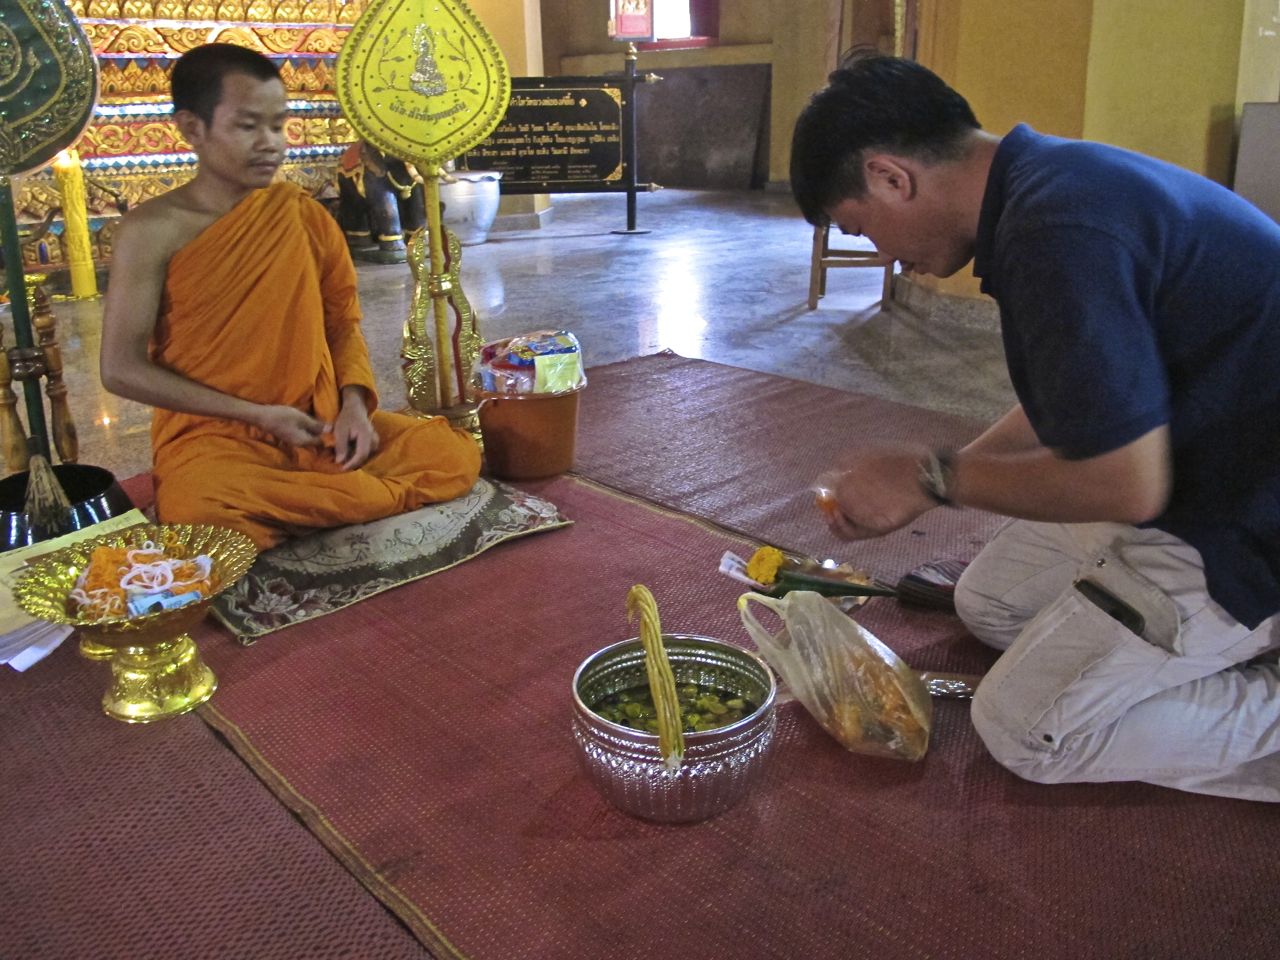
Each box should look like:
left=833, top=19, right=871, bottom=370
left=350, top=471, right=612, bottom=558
left=171, top=43, right=282, bottom=125
left=789, top=53, right=981, bottom=225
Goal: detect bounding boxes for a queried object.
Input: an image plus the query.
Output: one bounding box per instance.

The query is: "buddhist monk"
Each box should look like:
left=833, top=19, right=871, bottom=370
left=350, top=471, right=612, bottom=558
left=100, top=44, right=481, bottom=549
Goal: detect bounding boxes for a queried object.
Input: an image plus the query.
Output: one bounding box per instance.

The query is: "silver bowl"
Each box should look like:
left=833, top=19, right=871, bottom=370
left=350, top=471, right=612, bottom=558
left=571, top=634, right=778, bottom=823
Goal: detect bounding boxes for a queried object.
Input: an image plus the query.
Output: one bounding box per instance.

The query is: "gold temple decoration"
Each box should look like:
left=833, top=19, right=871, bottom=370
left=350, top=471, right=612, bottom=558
left=15, top=0, right=365, bottom=270
left=1, top=0, right=98, bottom=465
left=337, top=0, right=511, bottom=416
left=50, top=150, right=98, bottom=298
left=13, top=523, right=258, bottom=722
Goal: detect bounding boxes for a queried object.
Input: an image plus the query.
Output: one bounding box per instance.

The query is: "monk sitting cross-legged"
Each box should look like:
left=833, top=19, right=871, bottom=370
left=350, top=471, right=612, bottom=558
left=100, top=43, right=481, bottom=549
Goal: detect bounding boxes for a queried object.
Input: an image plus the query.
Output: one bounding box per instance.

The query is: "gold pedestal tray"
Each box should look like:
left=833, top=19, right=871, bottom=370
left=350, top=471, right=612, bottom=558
left=79, top=636, right=115, bottom=660
left=13, top=524, right=257, bottom=723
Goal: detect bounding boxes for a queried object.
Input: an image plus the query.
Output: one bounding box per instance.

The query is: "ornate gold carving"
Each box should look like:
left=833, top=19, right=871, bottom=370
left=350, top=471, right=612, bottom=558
left=402, top=229, right=439, bottom=412
left=96, top=218, right=120, bottom=260
left=81, top=24, right=117, bottom=48
left=97, top=58, right=338, bottom=98
left=255, top=27, right=306, bottom=53
left=154, top=27, right=214, bottom=54
left=295, top=27, right=346, bottom=54
left=99, top=60, right=170, bottom=97
left=10, top=180, right=60, bottom=221
left=80, top=120, right=185, bottom=157
left=103, top=24, right=167, bottom=55
left=91, top=25, right=350, bottom=58
left=304, top=0, right=335, bottom=20
left=74, top=0, right=365, bottom=24
left=277, top=59, right=336, bottom=93
left=450, top=228, right=482, bottom=397
left=209, top=26, right=269, bottom=53
left=336, top=0, right=365, bottom=25
left=290, top=117, right=319, bottom=144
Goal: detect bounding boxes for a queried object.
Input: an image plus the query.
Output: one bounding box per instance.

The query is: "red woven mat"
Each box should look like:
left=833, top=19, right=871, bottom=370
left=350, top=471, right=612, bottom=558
left=191, top=476, right=1279, bottom=960
left=573, top=352, right=1005, bottom=583
left=0, top=639, right=430, bottom=959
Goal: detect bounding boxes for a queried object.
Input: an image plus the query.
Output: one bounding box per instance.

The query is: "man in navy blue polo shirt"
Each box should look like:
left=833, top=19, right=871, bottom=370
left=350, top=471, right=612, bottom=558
left=790, top=53, right=1280, bottom=801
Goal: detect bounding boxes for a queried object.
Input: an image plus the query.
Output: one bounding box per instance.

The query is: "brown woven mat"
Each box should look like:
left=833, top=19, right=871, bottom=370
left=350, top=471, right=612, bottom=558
left=573, top=352, right=1004, bottom=583
left=189, top=476, right=1279, bottom=960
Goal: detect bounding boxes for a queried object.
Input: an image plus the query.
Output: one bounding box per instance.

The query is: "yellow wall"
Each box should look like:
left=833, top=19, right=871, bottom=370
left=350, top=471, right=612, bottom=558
left=472, top=0, right=544, bottom=74
left=914, top=0, right=1093, bottom=298
left=538, top=0, right=1269, bottom=184
left=950, top=0, right=1093, bottom=139
left=914, top=0, right=1250, bottom=299
left=720, top=0, right=774, bottom=46
left=1084, top=0, right=1244, bottom=184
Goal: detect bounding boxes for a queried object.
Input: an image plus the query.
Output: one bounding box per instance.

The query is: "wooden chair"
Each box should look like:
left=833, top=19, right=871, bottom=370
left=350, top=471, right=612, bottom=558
left=807, top=221, right=894, bottom=309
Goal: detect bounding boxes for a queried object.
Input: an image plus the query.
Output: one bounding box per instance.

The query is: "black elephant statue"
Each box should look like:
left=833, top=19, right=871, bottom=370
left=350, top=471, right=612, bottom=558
left=337, top=141, right=427, bottom=264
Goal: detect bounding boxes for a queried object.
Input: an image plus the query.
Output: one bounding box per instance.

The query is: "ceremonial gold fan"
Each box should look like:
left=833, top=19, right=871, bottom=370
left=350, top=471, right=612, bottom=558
left=337, top=0, right=512, bottom=416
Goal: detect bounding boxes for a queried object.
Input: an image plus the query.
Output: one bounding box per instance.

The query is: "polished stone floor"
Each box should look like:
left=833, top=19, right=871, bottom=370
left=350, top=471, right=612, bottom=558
left=3, top=188, right=1015, bottom=482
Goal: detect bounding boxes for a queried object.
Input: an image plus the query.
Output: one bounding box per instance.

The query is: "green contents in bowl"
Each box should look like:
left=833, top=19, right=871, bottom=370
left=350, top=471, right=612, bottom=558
left=593, top=684, right=758, bottom=733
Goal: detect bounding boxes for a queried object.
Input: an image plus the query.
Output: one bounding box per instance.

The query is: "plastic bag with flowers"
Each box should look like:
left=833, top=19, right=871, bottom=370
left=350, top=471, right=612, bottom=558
left=737, top=590, right=932, bottom=761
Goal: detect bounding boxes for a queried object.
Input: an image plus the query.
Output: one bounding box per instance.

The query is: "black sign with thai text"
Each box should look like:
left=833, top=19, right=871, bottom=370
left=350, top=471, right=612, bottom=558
left=459, top=80, right=627, bottom=193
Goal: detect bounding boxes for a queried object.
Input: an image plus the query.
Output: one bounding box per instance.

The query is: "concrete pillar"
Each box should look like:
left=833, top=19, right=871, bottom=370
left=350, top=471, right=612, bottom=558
left=768, top=0, right=843, bottom=186
left=470, top=0, right=551, bottom=223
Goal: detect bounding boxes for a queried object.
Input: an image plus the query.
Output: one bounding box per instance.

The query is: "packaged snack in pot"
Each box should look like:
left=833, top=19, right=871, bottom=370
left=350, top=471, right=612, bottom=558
left=475, top=330, right=586, bottom=395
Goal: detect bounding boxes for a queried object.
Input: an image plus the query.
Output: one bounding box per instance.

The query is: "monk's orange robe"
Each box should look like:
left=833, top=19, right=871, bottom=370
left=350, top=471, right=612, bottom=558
left=150, top=182, right=480, bottom=548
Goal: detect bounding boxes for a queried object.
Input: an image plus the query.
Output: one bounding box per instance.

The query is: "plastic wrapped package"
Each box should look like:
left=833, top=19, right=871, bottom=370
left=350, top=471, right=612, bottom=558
left=737, top=590, right=932, bottom=761
left=474, top=330, right=586, bottom=396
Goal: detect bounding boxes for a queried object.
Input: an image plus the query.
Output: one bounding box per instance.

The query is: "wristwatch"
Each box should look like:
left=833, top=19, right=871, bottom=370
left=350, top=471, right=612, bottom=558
left=918, top=448, right=957, bottom=506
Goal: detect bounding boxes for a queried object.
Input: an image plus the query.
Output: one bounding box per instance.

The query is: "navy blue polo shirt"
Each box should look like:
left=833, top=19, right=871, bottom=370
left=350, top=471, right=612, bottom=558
left=974, top=124, right=1280, bottom=628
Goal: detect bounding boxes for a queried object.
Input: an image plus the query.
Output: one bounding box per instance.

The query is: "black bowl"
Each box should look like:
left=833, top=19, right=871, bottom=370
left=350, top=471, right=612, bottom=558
left=0, top=464, right=135, bottom=552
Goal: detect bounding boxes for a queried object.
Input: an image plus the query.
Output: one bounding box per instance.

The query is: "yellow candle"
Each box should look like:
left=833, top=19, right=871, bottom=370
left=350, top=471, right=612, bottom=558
left=51, top=149, right=98, bottom=300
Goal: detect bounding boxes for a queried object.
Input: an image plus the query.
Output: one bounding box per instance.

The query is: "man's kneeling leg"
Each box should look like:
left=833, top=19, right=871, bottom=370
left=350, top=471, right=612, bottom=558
left=970, top=576, right=1173, bottom=785
left=970, top=551, right=1280, bottom=797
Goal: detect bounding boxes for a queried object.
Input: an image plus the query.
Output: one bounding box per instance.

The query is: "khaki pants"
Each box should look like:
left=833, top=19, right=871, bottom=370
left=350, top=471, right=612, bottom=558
left=957, top=520, right=1280, bottom=801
